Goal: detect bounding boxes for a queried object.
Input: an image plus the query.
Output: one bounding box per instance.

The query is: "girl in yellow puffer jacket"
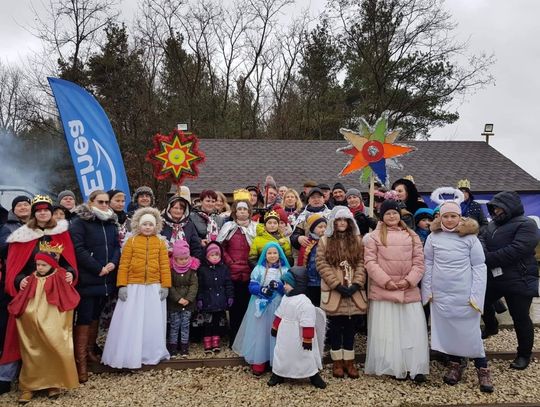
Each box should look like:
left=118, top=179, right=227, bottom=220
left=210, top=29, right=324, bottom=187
left=102, top=207, right=172, bottom=369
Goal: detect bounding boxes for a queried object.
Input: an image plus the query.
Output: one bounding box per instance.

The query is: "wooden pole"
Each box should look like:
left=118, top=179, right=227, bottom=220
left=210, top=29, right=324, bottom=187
left=368, top=172, right=375, bottom=217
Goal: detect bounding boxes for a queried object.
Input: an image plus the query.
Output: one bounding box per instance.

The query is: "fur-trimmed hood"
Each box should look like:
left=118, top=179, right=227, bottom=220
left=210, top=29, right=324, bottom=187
left=6, top=219, right=70, bottom=243
left=73, top=204, right=117, bottom=223
left=430, top=217, right=479, bottom=236
left=131, top=207, right=163, bottom=235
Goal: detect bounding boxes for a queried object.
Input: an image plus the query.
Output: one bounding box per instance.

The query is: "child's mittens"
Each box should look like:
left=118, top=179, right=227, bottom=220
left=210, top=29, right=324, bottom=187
left=227, top=298, right=234, bottom=308
left=118, top=287, right=128, bottom=301
left=269, top=280, right=284, bottom=295
left=336, top=284, right=352, bottom=297
left=302, top=327, right=315, bottom=351
left=159, top=287, right=169, bottom=301
left=260, top=286, right=273, bottom=298
left=271, top=327, right=278, bottom=337
left=302, top=338, right=313, bottom=351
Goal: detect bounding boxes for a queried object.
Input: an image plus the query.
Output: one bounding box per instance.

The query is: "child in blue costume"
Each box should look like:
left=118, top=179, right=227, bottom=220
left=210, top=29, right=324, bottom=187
left=232, top=242, right=290, bottom=375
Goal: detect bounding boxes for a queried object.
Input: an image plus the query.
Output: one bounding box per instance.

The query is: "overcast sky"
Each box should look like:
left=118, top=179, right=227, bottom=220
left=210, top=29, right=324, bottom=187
left=1, top=0, right=539, bottom=180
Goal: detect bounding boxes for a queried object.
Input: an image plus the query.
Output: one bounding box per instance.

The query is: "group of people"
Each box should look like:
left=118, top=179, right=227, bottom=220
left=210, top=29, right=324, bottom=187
left=0, top=176, right=538, bottom=402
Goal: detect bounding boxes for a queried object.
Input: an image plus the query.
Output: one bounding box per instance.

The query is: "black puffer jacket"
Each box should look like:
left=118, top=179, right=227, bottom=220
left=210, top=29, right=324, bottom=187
left=70, top=205, right=121, bottom=296
left=197, top=242, right=234, bottom=312
left=0, top=211, right=25, bottom=260
left=481, top=191, right=539, bottom=296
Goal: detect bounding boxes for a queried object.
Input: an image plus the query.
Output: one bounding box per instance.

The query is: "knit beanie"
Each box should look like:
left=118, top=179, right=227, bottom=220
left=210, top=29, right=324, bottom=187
left=11, top=195, right=31, bottom=211
left=206, top=242, right=221, bottom=264
left=281, top=267, right=308, bottom=296
left=306, top=213, right=327, bottom=232
left=173, top=239, right=190, bottom=258
left=332, top=182, right=347, bottom=193
left=273, top=206, right=289, bottom=224
left=133, top=186, right=155, bottom=205
left=380, top=200, right=401, bottom=218
left=35, top=251, right=59, bottom=270
left=414, top=208, right=434, bottom=224
left=107, top=189, right=124, bottom=201
left=139, top=213, right=157, bottom=226
left=345, top=188, right=361, bottom=199
left=439, top=201, right=461, bottom=216
left=57, top=190, right=76, bottom=203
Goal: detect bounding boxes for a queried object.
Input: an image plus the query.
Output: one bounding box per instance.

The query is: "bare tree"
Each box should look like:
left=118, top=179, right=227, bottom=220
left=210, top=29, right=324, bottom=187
left=30, top=0, right=119, bottom=80
left=0, top=62, right=37, bottom=134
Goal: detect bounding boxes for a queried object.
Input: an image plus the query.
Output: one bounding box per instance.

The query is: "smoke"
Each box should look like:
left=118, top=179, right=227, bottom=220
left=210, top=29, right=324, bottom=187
left=0, top=129, right=68, bottom=194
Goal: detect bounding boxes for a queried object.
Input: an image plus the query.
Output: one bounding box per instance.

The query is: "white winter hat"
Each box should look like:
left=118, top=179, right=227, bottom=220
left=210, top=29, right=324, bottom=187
left=139, top=213, right=157, bottom=226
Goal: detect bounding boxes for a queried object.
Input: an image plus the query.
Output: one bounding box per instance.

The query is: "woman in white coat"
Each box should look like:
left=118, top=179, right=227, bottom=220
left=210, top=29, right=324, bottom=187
left=421, top=194, right=493, bottom=393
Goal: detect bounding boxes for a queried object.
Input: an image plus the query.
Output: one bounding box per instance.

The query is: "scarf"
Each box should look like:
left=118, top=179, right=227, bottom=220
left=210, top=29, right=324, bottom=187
left=172, top=257, right=200, bottom=274
left=92, top=206, right=115, bottom=221
left=216, top=220, right=256, bottom=246
left=198, top=211, right=219, bottom=241
left=163, top=213, right=189, bottom=247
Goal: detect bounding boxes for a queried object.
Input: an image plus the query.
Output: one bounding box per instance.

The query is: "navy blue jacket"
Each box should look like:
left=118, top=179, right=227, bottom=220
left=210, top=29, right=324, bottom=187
left=481, top=191, right=539, bottom=296
left=197, top=243, right=234, bottom=312
left=70, top=205, right=121, bottom=296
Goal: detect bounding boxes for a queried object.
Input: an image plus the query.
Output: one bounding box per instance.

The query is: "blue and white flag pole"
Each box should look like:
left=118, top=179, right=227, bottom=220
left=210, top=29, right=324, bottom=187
left=48, top=77, right=131, bottom=206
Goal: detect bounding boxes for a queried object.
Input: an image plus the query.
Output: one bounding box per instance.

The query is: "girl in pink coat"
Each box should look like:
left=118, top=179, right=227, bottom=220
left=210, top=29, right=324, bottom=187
left=364, top=200, right=429, bottom=382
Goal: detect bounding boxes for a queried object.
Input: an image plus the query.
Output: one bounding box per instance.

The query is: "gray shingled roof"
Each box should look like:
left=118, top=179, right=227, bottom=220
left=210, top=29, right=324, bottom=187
left=181, top=140, right=540, bottom=194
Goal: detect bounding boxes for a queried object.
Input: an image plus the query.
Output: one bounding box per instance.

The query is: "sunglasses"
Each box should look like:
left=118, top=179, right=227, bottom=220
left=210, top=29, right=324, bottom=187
left=96, top=200, right=110, bottom=205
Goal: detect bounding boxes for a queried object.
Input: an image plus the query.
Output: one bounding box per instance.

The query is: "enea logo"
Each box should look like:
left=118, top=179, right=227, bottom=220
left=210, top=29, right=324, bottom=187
left=68, top=120, right=117, bottom=197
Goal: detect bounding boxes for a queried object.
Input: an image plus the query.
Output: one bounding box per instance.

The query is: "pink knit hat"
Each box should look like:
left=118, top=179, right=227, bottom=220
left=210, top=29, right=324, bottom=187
left=439, top=201, right=461, bottom=216
left=172, top=239, right=190, bottom=258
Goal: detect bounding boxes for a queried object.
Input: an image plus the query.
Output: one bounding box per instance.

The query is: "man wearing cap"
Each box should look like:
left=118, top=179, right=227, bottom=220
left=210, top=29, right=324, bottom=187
left=300, top=180, right=318, bottom=205
left=57, top=190, right=77, bottom=212
left=317, top=184, right=333, bottom=209
left=291, top=188, right=331, bottom=250
left=331, top=183, right=347, bottom=207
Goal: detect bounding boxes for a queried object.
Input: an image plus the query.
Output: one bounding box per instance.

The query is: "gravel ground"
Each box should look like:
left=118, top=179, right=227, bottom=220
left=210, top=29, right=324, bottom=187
left=1, top=328, right=539, bottom=406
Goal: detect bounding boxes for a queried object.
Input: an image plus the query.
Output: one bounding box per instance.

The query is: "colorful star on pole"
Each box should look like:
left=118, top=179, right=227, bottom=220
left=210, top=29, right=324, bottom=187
left=146, top=129, right=205, bottom=185
left=337, top=115, right=415, bottom=185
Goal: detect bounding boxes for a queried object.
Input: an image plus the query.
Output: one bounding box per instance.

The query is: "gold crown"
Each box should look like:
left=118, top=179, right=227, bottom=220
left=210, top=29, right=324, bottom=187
left=233, top=189, right=251, bottom=202
left=403, top=175, right=415, bottom=183
left=38, top=241, right=64, bottom=254
left=457, top=179, right=471, bottom=189
left=32, top=194, right=53, bottom=206
left=264, top=210, right=280, bottom=222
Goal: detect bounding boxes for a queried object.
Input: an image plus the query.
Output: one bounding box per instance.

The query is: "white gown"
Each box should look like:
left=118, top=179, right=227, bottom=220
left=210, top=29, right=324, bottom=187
left=102, top=283, right=169, bottom=369
left=421, top=231, right=487, bottom=358
left=272, top=294, right=326, bottom=378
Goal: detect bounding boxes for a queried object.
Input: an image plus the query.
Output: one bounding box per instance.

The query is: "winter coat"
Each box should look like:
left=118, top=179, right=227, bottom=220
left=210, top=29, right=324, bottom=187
left=249, top=223, right=292, bottom=265
left=480, top=191, right=539, bottom=296
left=70, top=205, right=121, bottom=296
left=161, top=210, right=204, bottom=260
left=189, top=209, right=225, bottom=240
left=290, top=205, right=331, bottom=249
left=116, top=207, right=171, bottom=288
left=364, top=223, right=425, bottom=303
left=220, top=225, right=253, bottom=282
left=168, top=269, right=198, bottom=312
left=0, top=211, right=25, bottom=260
left=422, top=217, right=486, bottom=310
left=461, top=199, right=488, bottom=231
left=305, top=240, right=321, bottom=287
left=197, top=245, right=234, bottom=312
left=316, top=236, right=367, bottom=316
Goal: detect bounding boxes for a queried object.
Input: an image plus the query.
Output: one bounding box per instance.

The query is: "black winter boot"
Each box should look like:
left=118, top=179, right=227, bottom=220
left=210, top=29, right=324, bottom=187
left=310, top=373, right=327, bottom=389
left=510, top=356, right=530, bottom=370
left=267, top=374, right=284, bottom=386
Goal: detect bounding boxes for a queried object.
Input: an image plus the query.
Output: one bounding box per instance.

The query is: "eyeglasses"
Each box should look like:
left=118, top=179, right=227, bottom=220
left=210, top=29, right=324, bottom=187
left=96, top=200, right=109, bottom=205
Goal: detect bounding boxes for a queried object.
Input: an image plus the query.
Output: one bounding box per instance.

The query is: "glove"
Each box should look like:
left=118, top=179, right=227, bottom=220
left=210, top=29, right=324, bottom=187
left=260, top=286, right=274, bottom=298
left=197, top=300, right=203, bottom=310
left=302, top=339, right=313, bottom=351
left=159, top=287, right=169, bottom=301
left=348, top=283, right=360, bottom=295
left=118, top=287, right=128, bottom=302
left=271, top=327, right=278, bottom=337
left=227, top=298, right=234, bottom=308
left=336, top=284, right=351, bottom=297
left=268, top=280, right=280, bottom=290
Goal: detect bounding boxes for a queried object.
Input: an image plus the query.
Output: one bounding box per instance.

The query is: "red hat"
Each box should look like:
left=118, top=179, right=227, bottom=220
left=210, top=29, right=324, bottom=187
left=273, top=206, right=289, bottom=224
left=34, top=252, right=59, bottom=270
